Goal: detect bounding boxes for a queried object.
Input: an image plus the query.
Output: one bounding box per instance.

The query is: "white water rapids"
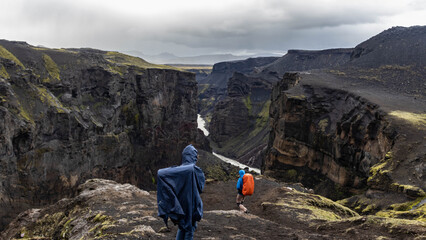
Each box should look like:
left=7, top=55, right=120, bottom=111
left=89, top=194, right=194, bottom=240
left=197, top=114, right=261, bottom=174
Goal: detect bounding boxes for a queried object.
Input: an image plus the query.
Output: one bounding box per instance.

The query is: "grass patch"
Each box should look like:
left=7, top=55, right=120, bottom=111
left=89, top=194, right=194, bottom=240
left=388, top=110, right=426, bottom=127
left=0, top=45, right=24, bottom=68
left=198, top=84, right=210, bottom=95
left=34, top=85, right=67, bottom=113
left=256, top=100, right=270, bottom=127
left=376, top=203, right=426, bottom=222
left=328, top=69, right=346, bottom=76
left=243, top=94, right=252, bottom=115
left=318, top=118, right=328, bottom=132
left=42, top=53, right=60, bottom=81
left=173, top=65, right=212, bottom=70
left=378, top=65, right=413, bottom=71
left=367, top=154, right=391, bottom=183
left=0, top=64, right=9, bottom=79
left=263, top=191, right=358, bottom=222
left=389, top=183, right=426, bottom=197
left=17, top=102, right=34, bottom=124
left=104, top=51, right=177, bottom=70
left=287, top=94, right=306, bottom=100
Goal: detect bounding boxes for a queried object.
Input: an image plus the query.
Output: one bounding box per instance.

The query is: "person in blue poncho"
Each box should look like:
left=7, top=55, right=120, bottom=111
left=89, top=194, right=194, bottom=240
left=157, top=144, right=205, bottom=240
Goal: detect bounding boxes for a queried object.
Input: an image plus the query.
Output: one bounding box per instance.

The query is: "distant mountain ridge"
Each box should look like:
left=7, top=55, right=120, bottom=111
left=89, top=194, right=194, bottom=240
left=124, top=50, right=282, bottom=65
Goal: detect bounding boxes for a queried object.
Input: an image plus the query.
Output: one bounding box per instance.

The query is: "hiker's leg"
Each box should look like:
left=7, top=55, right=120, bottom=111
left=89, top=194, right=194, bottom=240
left=239, top=203, right=247, bottom=212
left=176, top=228, right=184, bottom=240
left=185, top=226, right=195, bottom=240
left=236, top=194, right=247, bottom=212
left=176, top=226, right=195, bottom=240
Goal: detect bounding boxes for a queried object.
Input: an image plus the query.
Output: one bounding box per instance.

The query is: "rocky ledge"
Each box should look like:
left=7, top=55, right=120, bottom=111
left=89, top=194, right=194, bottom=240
left=2, top=178, right=425, bottom=240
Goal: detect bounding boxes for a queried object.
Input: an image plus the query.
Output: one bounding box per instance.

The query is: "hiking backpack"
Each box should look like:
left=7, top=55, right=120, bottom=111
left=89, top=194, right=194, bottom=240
left=242, top=173, right=254, bottom=196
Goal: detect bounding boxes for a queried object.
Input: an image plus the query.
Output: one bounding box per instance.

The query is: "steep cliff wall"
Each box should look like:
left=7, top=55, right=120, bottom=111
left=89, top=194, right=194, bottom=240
left=0, top=40, right=200, bottom=229
left=263, top=73, right=398, bottom=199
left=198, top=57, right=278, bottom=119
left=208, top=72, right=272, bottom=167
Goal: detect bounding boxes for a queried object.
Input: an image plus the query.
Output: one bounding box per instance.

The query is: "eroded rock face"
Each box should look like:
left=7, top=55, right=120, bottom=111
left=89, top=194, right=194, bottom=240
left=0, top=179, right=161, bottom=240
left=208, top=73, right=272, bottom=166
left=198, top=57, right=278, bottom=117
left=264, top=73, right=396, bottom=198
left=0, top=40, right=200, bottom=229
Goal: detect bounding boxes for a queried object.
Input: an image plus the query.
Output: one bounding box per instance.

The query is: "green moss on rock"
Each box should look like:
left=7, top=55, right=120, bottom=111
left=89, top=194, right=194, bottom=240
left=376, top=202, right=426, bottom=222
left=35, top=85, right=67, bottom=113
left=389, top=183, right=426, bottom=197
left=104, top=51, right=176, bottom=70
left=42, top=53, right=61, bottom=81
left=318, top=118, right=328, bottom=132
left=243, top=94, right=252, bottom=115
left=256, top=100, right=270, bottom=127
left=0, top=64, right=9, bottom=79
left=262, top=190, right=358, bottom=223
left=198, top=84, right=210, bottom=94
left=0, top=45, right=24, bottom=68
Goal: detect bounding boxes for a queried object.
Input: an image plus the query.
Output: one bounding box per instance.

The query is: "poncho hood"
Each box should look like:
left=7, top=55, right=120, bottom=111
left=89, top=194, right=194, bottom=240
left=182, top=144, right=198, bottom=165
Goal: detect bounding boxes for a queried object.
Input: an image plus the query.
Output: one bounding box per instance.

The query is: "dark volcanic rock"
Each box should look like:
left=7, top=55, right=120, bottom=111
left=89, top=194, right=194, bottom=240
left=255, top=48, right=353, bottom=81
left=264, top=73, right=397, bottom=199
left=198, top=57, right=278, bottom=117
left=340, top=26, right=426, bottom=97
left=2, top=178, right=425, bottom=240
left=264, top=66, right=426, bottom=210
left=199, top=57, right=280, bottom=89
left=350, top=26, right=426, bottom=67
left=209, top=73, right=273, bottom=166
left=0, top=40, right=203, bottom=230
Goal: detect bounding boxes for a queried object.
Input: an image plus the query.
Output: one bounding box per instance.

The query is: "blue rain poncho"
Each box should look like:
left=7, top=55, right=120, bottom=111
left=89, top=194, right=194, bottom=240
left=157, top=144, right=205, bottom=231
left=236, top=169, right=245, bottom=191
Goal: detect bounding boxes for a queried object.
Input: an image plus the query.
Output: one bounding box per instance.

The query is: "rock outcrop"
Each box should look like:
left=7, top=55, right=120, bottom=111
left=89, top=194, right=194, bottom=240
left=0, top=40, right=202, bottom=230
left=2, top=178, right=425, bottom=239
left=264, top=73, right=397, bottom=199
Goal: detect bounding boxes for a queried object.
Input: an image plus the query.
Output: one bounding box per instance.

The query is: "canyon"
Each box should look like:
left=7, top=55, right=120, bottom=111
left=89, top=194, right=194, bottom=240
left=0, top=25, right=425, bottom=239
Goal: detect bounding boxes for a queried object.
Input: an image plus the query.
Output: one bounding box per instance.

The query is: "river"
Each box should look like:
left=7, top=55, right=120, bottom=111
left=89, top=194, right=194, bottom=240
left=197, top=114, right=261, bottom=174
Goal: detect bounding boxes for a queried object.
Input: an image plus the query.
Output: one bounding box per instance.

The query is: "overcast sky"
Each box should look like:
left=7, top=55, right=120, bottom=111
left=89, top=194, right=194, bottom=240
left=0, top=0, right=425, bottom=56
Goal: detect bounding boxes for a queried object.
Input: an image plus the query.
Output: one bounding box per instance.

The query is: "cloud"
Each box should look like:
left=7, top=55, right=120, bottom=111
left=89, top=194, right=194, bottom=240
left=0, top=0, right=425, bottom=55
